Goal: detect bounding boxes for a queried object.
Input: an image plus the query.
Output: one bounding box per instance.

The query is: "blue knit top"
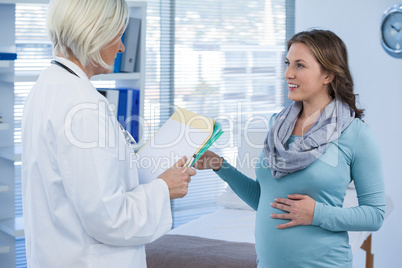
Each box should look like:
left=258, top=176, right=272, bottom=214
left=215, top=118, right=385, bottom=267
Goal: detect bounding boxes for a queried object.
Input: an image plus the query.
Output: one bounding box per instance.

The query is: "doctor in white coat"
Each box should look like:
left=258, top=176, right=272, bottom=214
left=21, top=0, right=195, bottom=267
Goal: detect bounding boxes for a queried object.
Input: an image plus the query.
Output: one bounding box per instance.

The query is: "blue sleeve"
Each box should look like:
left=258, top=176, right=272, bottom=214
left=215, top=159, right=261, bottom=210
left=214, top=113, right=277, bottom=210
left=312, top=124, right=386, bottom=232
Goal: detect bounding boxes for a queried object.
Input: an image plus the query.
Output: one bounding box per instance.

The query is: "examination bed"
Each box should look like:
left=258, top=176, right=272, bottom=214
left=146, top=207, right=256, bottom=268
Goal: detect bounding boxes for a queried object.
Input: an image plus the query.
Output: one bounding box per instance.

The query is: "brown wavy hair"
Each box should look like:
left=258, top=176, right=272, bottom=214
left=287, top=29, right=364, bottom=119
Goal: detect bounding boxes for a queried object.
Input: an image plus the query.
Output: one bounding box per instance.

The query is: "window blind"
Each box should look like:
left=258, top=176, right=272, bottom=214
left=13, top=4, right=294, bottom=264
left=13, top=5, right=53, bottom=268
left=145, top=0, right=294, bottom=227
left=14, top=3, right=51, bottom=217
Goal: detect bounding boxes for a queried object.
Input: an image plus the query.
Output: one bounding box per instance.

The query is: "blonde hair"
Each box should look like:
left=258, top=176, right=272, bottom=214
left=47, top=0, right=129, bottom=69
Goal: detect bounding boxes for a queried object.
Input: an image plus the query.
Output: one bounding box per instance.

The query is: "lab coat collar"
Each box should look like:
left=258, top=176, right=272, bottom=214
left=54, top=56, right=92, bottom=85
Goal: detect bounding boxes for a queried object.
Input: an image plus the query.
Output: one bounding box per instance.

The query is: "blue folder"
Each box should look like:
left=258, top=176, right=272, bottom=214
left=97, top=88, right=140, bottom=141
left=113, top=35, right=124, bottom=73
left=0, top=53, right=17, bottom=61
left=117, top=89, right=140, bottom=141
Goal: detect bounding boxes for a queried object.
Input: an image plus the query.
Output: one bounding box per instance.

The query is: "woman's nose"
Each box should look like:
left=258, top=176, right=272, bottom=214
left=119, top=39, right=125, bottom=53
left=285, top=66, right=295, bottom=80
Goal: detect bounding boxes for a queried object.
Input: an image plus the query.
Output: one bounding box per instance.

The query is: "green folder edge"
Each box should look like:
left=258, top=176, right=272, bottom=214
left=189, top=121, right=223, bottom=167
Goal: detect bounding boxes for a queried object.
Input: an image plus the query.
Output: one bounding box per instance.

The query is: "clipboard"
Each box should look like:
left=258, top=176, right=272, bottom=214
left=136, top=107, right=223, bottom=184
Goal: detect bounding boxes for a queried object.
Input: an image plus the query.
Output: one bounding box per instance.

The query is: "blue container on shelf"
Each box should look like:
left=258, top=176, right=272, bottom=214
left=0, top=52, right=17, bottom=61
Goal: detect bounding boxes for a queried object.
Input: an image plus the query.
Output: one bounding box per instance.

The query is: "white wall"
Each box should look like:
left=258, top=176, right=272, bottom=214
left=295, top=0, right=402, bottom=267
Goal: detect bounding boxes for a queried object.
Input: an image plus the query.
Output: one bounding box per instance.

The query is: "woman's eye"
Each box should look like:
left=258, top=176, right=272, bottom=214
left=297, top=63, right=304, bottom=68
left=284, top=61, right=290, bottom=66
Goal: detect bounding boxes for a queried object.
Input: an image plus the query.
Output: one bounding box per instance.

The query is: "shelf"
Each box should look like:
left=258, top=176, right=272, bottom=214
left=0, top=47, right=16, bottom=75
left=14, top=73, right=39, bottom=83
left=1, top=0, right=143, bottom=6
left=127, top=1, right=146, bottom=8
left=0, top=216, right=24, bottom=238
left=0, top=183, right=9, bottom=193
left=0, top=0, right=48, bottom=4
left=0, top=242, right=10, bottom=254
left=0, top=123, right=9, bottom=130
left=0, top=145, right=21, bottom=162
left=15, top=72, right=141, bottom=83
left=91, top=72, right=141, bottom=81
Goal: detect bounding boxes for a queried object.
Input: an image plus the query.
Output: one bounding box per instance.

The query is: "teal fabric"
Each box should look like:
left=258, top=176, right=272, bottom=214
left=215, top=118, right=385, bottom=268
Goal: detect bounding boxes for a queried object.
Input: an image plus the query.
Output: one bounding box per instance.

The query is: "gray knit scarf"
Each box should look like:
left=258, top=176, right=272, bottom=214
left=263, top=98, right=355, bottom=179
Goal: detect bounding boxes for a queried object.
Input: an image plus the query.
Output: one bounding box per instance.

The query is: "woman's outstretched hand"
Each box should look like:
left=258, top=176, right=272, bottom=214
left=270, top=194, right=316, bottom=229
left=193, top=150, right=223, bottom=171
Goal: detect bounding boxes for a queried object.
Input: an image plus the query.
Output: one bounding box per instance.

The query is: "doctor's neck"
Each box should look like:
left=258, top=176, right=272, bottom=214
left=58, top=54, right=96, bottom=79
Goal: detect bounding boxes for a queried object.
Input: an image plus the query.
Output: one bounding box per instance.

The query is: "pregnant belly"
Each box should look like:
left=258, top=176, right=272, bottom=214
left=254, top=212, right=351, bottom=267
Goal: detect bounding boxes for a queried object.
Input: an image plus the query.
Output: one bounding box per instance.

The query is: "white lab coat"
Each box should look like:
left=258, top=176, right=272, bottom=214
left=21, top=57, right=172, bottom=268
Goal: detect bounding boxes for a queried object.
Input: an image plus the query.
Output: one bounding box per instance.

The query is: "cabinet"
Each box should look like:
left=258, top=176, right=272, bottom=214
left=0, top=1, right=146, bottom=267
left=0, top=3, right=16, bottom=267
left=90, top=0, right=147, bottom=132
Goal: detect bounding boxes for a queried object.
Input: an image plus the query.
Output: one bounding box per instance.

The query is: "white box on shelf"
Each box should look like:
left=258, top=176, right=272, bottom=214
left=120, top=18, right=141, bottom=73
left=0, top=242, right=10, bottom=254
left=0, top=183, right=9, bottom=193
left=0, top=145, right=21, bottom=162
left=0, top=61, right=9, bottom=68
left=91, top=72, right=141, bottom=81
left=0, top=123, right=9, bottom=131
left=0, top=216, right=24, bottom=238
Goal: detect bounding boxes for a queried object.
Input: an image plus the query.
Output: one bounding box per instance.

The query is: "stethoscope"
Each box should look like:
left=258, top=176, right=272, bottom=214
left=51, top=60, right=137, bottom=147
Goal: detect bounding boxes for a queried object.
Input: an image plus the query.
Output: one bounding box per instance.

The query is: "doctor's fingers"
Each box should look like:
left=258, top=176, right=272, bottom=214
left=172, top=184, right=189, bottom=199
left=181, top=166, right=196, bottom=176
left=178, top=178, right=190, bottom=196
left=174, top=167, right=193, bottom=183
left=174, top=156, right=188, bottom=168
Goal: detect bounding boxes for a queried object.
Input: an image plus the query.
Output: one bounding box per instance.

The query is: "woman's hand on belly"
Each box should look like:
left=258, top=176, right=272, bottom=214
left=270, top=194, right=316, bottom=229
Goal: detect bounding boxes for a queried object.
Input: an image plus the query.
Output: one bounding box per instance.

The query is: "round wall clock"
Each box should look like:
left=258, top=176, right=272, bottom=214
left=380, top=4, right=402, bottom=58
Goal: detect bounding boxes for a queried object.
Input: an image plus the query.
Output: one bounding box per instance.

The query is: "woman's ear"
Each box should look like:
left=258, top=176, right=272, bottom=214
left=323, top=72, right=335, bottom=85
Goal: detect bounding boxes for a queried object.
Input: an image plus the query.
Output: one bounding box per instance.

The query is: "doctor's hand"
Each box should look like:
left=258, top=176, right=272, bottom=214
left=193, top=150, right=223, bottom=171
left=270, top=194, right=316, bottom=229
left=158, top=156, right=196, bottom=199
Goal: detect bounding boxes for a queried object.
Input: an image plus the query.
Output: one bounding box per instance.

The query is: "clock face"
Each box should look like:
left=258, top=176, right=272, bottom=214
left=382, top=11, right=402, bottom=51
